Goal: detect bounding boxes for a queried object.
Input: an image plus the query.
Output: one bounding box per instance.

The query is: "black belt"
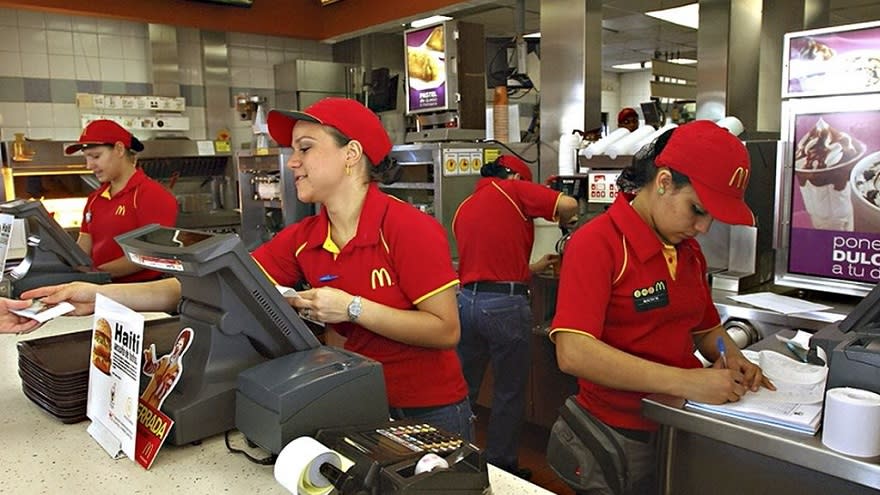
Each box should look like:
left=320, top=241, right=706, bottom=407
left=462, top=281, right=529, bottom=296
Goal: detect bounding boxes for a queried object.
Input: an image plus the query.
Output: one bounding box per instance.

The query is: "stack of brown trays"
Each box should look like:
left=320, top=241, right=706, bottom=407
left=17, top=331, right=90, bottom=423
left=16, top=317, right=182, bottom=424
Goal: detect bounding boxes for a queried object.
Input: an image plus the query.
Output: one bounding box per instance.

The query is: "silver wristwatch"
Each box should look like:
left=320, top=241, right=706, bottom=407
left=347, top=296, right=363, bottom=322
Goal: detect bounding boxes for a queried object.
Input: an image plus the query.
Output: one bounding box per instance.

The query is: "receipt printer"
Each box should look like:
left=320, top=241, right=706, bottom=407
left=235, top=346, right=389, bottom=454
left=813, top=282, right=880, bottom=395
left=315, top=420, right=490, bottom=495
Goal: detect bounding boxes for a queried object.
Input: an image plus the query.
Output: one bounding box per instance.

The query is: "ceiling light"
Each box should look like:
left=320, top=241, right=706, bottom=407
left=409, top=15, right=452, bottom=28
left=612, top=61, right=653, bottom=70
left=523, top=32, right=541, bottom=39
left=668, top=58, right=697, bottom=64
left=646, top=3, right=699, bottom=30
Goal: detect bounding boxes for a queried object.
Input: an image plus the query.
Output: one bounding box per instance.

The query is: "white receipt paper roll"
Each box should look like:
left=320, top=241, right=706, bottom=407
left=414, top=452, right=450, bottom=475
left=275, top=436, right=343, bottom=495
left=822, top=387, right=880, bottom=457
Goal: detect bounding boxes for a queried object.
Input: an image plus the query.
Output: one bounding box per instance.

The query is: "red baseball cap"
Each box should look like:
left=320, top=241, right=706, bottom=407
left=496, top=155, right=533, bottom=182
left=267, top=97, right=392, bottom=166
left=618, top=107, right=638, bottom=124
left=654, top=120, right=754, bottom=226
left=65, top=120, right=144, bottom=154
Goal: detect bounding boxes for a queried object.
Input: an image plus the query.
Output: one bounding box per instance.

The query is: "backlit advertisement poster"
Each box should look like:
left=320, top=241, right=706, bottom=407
left=785, top=101, right=880, bottom=286
left=405, top=23, right=448, bottom=113
left=784, top=21, right=880, bottom=98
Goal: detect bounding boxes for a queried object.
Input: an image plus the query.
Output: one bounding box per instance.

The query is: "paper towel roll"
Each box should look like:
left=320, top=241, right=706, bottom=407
left=604, top=125, right=657, bottom=159
left=822, top=387, right=880, bottom=457
left=716, top=116, right=745, bottom=136
left=275, top=436, right=343, bottom=495
left=580, top=128, right=630, bottom=159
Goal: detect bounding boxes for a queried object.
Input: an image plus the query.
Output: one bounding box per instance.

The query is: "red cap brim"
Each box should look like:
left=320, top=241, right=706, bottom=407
left=690, top=180, right=755, bottom=226
left=267, top=109, right=321, bottom=147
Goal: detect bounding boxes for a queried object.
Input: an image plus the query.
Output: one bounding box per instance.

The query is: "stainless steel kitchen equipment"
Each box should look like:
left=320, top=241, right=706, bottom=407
left=274, top=59, right=362, bottom=112
left=388, top=142, right=534, bottom=258
left=236, top=148, right=314, bottom=251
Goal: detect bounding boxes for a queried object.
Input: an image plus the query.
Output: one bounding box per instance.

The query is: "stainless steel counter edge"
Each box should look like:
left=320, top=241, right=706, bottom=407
left=642, top=394, right=880, bottom=490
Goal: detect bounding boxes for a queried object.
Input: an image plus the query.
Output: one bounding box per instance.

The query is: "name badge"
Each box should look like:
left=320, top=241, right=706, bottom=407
left=632, top=281, right=669, bottom=312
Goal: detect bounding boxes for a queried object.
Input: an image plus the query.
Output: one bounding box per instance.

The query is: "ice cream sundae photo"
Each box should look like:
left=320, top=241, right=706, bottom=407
left=851, top=152, right=880, bottom=232
left=794, top=117, right=865, bottom=230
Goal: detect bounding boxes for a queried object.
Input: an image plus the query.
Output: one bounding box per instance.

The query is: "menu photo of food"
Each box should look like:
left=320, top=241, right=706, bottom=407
left=790, top=110, right=880, bottom=234
left=406, top=25, right=447, bottom=90
left=787, top=24, right=880, bottom=96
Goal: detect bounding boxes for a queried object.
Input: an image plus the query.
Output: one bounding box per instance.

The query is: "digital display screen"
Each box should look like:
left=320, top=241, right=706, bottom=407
left=405, top=23, right=448, bottom=113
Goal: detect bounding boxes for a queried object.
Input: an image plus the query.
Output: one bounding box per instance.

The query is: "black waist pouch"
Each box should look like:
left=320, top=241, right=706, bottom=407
left=546, top=396, right=629, bottom=494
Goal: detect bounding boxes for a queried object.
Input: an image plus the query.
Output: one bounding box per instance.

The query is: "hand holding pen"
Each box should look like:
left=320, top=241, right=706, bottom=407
left=716, top=336, right=729, bottom=369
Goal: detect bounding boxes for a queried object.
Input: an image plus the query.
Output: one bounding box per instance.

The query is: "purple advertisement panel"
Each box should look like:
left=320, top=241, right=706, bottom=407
left=405, top=24, right=448, bottom=113
left=789, top=109, right=880, bottom=284
left=786, top=23, right=880, bottom=97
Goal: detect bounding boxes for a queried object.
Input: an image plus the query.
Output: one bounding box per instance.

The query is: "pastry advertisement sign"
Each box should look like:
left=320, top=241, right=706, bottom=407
left=785, top=99, right=880, bottom=286
left=405, top=23, right=448, bottom=113
left=784, top=21, right=880, bottom=98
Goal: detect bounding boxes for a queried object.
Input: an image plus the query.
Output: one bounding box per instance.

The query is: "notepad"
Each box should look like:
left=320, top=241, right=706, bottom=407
left=685, top=350, right=827, bottom=435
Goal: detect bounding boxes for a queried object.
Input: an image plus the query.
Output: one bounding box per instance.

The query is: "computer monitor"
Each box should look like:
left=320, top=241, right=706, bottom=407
left=640, top=100, right=664, bottom=128
left=0, top=199, right=110, bottom=297
left=839, top=280, right=880, bottom=334
left=115, top=224, right=321, bottom=445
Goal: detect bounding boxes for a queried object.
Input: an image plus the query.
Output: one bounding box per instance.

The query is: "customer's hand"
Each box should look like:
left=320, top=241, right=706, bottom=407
left=0, top=298, right=41, bottom=334
left=530, top=253, right=560, bottom=274
left=21, top=282, right=100, bottom=316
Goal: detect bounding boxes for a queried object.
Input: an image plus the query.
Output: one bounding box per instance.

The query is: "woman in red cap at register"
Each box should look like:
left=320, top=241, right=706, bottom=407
left=546, top=120, right=775, bottom=494
left=67, top=120, right=178, bottom=282
left=257, top=98, right=472, bottom=438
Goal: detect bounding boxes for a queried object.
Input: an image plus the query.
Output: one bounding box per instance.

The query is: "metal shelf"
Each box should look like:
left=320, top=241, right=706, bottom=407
left=379, top=182, right=435, bottom=190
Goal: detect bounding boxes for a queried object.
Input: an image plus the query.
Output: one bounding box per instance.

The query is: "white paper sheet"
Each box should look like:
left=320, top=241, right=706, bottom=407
left=727, top=292, right=833, bottom=314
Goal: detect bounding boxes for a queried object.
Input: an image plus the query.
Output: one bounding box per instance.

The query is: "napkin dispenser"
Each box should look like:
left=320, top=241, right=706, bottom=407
left=235, top=346, right=389, bottom=454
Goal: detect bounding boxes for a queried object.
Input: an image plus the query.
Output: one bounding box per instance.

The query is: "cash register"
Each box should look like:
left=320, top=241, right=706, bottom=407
left=811, top=281, right=880, bottom=395
left=115, top=225, right=389, bottom=447
left=0, top=199, right=110, bottom=297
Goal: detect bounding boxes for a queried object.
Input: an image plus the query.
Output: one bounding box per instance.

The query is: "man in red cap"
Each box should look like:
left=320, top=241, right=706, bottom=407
left=617, top=107, right=640, bottom=133
left=547, top=120, right=773, bottom=494
left=67, top=120, right=178, bottom=282
left=453, top=154, right=577, bottom=478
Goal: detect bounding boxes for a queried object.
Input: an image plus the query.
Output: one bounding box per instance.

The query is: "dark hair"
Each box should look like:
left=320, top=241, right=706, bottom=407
left=327, top=126, right=402, bottom=185
left=616, top=127, right=691, bottom=193
left=480, top=158, right=512, bottom=179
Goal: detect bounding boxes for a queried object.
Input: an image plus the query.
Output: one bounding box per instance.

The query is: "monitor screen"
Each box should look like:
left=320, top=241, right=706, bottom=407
left=0, top=199, right=93, bottom=276
left=115, top=224, right=321, bottom=444
left=640, top=100, right=663, bottom=128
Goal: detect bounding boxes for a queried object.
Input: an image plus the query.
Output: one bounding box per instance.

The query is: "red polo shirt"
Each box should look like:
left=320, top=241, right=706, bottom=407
left=81, top=168, right=178, bottom=282
left=549, top=193, right=719, bottom=431
left=453, top=178, right=562, bottom=284
left=253, top=183, right=466, bottom=408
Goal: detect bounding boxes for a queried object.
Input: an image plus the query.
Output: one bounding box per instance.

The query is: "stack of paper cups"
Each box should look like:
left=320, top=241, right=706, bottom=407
left=822, top=387, right=880, bottom=457
left=604, top=125, right=656, bottom=159
left=558, top=133, right=579, bottom=175
left=275, top=436, right=344, bottom=495
left=581, top=128, right=630, bottom=159
left=633, top=123, right=678, bottom=154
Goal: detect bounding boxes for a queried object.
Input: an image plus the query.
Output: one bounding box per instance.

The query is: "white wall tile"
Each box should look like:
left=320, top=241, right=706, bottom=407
left=54, top=127, right=82, bottom=141
left=250, top=67, right=272, bottom=89
left=247, top=48, right=268, bottom=66
left=267, top=49, right=284, bottom=66
left=100, top=58, right=125, bottom=81
left=16, top=10, right=44, bottom=29
left=71, top=17, right=97, bottom=34
left=0, top=8, right=17, bottom=27
left=0, top=50, right=22, bottom=77
left=18, top=29, right=47, bottom=54
left=26, top=102, right=54, bottom=127
left=27, top=127, right=54, bottom=139
left=120, top=21, right=146, bottom=39
left=96, top=18, right=121, bottom=35
left=228, top=46, right=250, bottom=66
left=230, top=66, right=250, bottom=87
left=0, top=26, right=20, bottom=52
left=179, top=42, right=201, bottom=68
left=122, top=36, right=147, bottom=60
left=0, top=102, right=26, bottom=127
left=47, top=30, right=74, bottom=55
left=73, top=32, right=99, bottom=57
left=48, top=54, right=76, bottom=79
left=21, top=53, right=49, bottom=78
left=44, top=14, right=71, bottom=32
left=75, top=56, right=101, bottom=80
left=52, top=103, right=80, bottom=127
left=123, top=58, right=148, bottom=83
left=98, top=34, right=123, bottom=58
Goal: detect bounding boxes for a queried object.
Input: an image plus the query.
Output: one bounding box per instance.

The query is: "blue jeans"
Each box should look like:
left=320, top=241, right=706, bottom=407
left=457, top=288, right=532, bottom=471
left=389, top=397, right=475, bottom=442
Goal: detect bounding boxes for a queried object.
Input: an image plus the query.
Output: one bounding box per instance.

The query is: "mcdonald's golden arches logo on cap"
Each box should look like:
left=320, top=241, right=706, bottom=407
left=728, top=167, right=749, bottom=190
left=370, top=267, right=393, bottom=289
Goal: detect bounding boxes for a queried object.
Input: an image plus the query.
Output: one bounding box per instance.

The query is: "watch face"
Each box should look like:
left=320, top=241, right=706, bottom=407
left=348, top=296, right=362, bottom=321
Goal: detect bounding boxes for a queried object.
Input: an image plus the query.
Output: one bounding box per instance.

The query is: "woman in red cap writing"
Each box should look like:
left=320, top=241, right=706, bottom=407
left=547, top=120, right=774, bottom=494
left=18, top=99, right=474, bottom=440
left=68, top=120, right=178, bottom=282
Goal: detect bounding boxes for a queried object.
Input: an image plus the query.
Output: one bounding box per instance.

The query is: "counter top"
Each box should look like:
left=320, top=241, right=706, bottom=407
left=643, top=394, right=880, bottom=490
left=1, top=315, right=552, bottom=495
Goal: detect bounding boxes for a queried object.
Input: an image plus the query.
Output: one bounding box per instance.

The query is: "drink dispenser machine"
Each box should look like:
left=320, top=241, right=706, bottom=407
left=237, top=149, right=314, bottom=250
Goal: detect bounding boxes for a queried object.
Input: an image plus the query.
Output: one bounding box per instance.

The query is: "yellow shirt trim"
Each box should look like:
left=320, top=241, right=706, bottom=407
left=662, top=243, right=677, bottom=280
left=294, top=241, right=308, bottom=257
left=413, top=279, right=459, bottom=305
left=253, top=259, right=278, bottom=285
left=322, top=223, right=340, bottom=259
left=612, top=237, right=628, bottom=286
left=548, top=327, right=597, bottom=344
left=491, top=181, right=527, bottom=221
